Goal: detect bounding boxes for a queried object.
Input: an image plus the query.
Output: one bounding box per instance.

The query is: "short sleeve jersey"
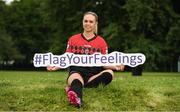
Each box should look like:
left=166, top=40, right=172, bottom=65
left=66, top=33, right=108, bottom=55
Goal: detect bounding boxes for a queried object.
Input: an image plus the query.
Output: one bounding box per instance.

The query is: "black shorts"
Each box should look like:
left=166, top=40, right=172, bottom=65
left=67, top=66, right=105, bottom=84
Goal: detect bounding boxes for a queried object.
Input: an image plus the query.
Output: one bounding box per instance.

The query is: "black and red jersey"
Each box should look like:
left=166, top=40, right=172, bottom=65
left=66, top=33, right=108, bottom=55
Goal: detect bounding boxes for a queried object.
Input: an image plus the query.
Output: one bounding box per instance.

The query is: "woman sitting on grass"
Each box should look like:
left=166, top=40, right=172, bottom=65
left=47, top=11, right=125, bottom=107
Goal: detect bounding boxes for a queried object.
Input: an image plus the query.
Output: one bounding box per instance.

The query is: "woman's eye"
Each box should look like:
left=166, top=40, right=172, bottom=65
left=89, top=21, right=93, bottom=23
left=84, top=20, right=94, bottom=23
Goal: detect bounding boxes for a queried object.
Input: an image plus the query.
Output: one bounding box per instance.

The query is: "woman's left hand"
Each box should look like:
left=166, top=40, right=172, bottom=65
left=115, top=64, right=125, bottom=71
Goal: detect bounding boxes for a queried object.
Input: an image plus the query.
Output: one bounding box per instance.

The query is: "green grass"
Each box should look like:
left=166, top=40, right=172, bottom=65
left=0, top=71, right=180, bottom=111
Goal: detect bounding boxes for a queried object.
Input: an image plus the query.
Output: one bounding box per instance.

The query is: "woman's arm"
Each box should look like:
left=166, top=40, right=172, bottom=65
left=103, top=64, right=125, bottom=71
left=47, top=65, right=61, bottom=71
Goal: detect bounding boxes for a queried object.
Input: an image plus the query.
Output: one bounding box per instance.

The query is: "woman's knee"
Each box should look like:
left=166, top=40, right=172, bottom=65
left=67, top=73, right=84, bottom=86
left=103, top=69, right=114, bottom=79
left=85, top=70, right=114, bottom=88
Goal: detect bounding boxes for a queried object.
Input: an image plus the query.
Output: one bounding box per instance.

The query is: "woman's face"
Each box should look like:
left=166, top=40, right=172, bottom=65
left=83, top=14, right=97, bottom=33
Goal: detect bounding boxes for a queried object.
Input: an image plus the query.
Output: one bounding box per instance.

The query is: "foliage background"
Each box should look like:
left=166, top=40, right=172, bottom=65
left=0, top=0, right=180, bottom=71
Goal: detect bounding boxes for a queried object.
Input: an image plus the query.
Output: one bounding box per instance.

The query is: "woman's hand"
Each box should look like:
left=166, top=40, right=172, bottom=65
left=115, top=64, right=125, bottom=71
left=103, top=64, right=125, bottom=71
left=47, top=65, right=61, bottom=71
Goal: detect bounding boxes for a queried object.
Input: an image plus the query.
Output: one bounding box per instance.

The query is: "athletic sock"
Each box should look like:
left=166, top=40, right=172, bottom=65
left=70, top=79, right=83, bottom=99
left=85, top=72, right=113, bottom=88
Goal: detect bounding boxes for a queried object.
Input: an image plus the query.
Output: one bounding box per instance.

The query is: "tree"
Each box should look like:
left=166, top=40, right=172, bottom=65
left=5, top=0, right=51, bottom=65
left=117, top=0, right=179, bottom=71
left=0, top=0, right=23, bottom=65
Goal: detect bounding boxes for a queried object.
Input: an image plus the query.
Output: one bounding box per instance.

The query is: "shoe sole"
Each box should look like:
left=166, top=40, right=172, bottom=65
left=64, top=87, right=81, bottom=107
left=68, top=91, right=80, bottom=106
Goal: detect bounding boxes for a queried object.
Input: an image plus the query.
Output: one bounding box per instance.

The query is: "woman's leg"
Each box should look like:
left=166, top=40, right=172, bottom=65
left=66, top=73, right=84, bottom=107
left=67, top=73, right=84, bottom=86
left=85, top=69, right=114, bottom=88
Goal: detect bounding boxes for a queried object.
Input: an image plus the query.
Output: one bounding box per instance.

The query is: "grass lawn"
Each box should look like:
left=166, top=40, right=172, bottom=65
left=0, top=71, right=180, bottom=111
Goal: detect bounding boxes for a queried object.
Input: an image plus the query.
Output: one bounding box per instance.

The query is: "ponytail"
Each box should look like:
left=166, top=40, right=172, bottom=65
left=94, top=23, right=98, bottom=34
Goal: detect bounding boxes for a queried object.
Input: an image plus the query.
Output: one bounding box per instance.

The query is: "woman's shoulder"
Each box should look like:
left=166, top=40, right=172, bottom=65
left=96, top=35, right=106, bottom=42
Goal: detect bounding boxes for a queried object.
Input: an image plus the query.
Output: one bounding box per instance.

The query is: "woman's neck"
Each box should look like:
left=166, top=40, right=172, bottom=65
left=83, top=32, right=95, bottom=40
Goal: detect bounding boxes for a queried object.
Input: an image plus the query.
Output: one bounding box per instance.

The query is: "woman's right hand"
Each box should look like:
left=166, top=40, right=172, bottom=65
left=46, top=65, right=61, bottom=71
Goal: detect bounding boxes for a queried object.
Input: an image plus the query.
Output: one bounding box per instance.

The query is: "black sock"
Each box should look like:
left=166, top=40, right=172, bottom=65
left=70, top=79, right=83, bottom=99
left=85, top=72, right=113, bottom=88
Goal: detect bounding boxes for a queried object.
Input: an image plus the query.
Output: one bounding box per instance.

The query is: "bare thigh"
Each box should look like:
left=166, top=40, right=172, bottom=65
left=87, top=69, right=114, bottom=83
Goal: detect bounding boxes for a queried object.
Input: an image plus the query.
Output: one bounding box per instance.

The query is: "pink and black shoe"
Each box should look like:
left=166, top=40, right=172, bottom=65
left=64, top=86, right=82, bottom=107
